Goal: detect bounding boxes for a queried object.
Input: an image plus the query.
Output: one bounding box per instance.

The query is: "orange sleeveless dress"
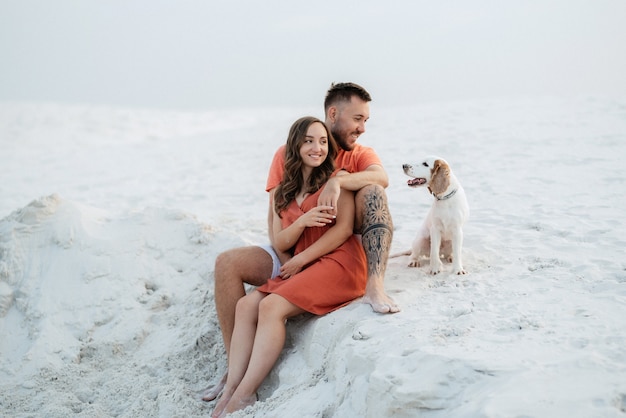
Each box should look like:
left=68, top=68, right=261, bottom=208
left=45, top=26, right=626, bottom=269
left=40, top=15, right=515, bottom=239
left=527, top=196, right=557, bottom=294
left=257, top=186, right=367, bottom=315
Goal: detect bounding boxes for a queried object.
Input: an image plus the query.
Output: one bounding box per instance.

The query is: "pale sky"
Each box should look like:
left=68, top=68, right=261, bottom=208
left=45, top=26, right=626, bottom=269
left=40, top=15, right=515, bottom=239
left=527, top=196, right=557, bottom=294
left=1, top=0, right=625, bottom=109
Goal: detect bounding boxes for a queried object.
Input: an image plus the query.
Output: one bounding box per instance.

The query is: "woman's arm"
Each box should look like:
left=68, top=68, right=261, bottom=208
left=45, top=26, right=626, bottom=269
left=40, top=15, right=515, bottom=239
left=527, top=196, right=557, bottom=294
left=278, top=188, right=355, bottom=278
left=267, top=190, right=292, bottom=264
left=271, top=190, right=335, bottom=253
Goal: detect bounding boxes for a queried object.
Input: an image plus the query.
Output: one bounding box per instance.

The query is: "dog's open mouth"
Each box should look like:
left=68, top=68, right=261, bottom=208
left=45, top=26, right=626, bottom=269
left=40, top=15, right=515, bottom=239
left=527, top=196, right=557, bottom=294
left=407, top=177, right=427, bottom=187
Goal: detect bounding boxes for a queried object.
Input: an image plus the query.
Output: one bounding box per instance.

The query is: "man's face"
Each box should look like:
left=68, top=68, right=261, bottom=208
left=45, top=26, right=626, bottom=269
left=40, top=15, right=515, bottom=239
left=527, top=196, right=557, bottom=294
left=329, top=97, right=370, bottom=151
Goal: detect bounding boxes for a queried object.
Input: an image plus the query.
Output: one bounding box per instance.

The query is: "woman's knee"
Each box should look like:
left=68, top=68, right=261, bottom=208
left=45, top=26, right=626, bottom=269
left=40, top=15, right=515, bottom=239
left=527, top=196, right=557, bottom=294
left=258, top=294, right=300, bottom=321
left=257, top=296, right=278, bottom=318
left=235, top=293, right=262, bottom=320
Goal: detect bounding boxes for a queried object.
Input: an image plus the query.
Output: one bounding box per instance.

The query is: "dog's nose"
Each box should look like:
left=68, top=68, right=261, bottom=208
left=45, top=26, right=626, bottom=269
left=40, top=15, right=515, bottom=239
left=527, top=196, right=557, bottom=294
left=402, top=164, right=411, bottom=170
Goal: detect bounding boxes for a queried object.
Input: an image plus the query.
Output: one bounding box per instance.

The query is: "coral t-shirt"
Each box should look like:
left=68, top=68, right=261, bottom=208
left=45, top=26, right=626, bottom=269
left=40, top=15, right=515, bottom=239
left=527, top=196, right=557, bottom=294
left=265, top=144, right=382, bottom=192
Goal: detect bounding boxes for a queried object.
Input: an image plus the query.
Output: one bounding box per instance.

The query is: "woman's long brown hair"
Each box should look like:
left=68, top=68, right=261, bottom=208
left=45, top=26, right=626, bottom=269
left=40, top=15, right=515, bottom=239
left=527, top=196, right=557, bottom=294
left=274, top=116, right=338, bottom=216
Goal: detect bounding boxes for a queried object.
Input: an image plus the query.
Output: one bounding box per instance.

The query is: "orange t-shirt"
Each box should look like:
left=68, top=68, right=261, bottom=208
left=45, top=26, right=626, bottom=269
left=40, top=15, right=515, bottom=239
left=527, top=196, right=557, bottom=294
left=265, top=144, right=382, bottom=192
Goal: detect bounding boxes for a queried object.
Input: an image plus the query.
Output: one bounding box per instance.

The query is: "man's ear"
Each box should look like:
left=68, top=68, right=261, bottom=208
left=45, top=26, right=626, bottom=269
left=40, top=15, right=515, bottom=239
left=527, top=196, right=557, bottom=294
left=327, top=106, right=337, bottom=123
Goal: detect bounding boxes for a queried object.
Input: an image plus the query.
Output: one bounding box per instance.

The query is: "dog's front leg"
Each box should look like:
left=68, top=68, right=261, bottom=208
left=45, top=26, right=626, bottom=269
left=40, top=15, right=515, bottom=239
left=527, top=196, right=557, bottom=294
left=429, top=225, right=443, bottom=274
left=451, top=228, right=466, bottom=275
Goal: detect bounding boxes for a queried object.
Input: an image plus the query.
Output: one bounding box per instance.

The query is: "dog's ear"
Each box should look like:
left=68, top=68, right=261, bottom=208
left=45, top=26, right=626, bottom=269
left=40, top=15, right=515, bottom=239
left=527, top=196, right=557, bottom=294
left=429, top=159, right=451, bottom=196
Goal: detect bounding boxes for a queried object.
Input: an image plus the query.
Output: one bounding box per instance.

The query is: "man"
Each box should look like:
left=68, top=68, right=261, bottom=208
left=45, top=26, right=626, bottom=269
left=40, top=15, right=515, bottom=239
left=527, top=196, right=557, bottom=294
left=202, top=82, right=398, bottom=402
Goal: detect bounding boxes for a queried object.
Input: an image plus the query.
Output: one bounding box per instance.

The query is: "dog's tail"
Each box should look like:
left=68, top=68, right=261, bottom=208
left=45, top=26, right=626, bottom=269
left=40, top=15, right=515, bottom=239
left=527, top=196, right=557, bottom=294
left=389, top=249, right=411, bottom=259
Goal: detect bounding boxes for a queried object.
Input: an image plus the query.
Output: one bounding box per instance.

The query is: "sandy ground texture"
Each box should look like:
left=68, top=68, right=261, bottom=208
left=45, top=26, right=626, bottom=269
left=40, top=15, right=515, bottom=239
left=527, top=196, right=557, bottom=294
left=1, top=96, right=625, bottom=417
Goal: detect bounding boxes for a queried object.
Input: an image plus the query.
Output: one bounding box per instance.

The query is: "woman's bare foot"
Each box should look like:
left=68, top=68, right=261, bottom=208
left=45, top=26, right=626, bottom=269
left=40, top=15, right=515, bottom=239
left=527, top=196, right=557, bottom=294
left=211, top=386, right=234, bottom=418
left=201, top=373, right=227, bottom=402
left=222, top=393, right=257, bottom=416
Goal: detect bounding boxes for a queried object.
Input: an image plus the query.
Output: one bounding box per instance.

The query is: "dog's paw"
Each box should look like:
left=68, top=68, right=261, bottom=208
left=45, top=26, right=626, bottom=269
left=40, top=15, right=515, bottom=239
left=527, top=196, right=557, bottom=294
left=429, top=260, right=443, bottom=275
left=452, top=263, right=466, bottom=275
left=408, top=258, right=420, bottom=267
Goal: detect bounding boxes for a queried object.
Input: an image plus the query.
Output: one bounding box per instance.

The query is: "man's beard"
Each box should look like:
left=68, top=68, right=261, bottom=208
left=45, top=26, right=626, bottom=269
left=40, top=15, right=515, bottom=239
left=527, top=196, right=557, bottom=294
left=332, top=130, right=354, bottom=151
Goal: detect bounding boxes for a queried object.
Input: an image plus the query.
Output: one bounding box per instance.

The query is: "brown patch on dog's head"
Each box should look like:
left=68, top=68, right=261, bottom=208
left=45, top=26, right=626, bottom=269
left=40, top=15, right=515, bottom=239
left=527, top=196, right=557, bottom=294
left=428, top=159, right=451, bottom=196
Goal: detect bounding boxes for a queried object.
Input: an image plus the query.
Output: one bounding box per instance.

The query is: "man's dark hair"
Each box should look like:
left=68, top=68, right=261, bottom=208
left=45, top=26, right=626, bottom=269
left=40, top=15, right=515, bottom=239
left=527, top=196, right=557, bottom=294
left=324, top=82, right=372, bottom=113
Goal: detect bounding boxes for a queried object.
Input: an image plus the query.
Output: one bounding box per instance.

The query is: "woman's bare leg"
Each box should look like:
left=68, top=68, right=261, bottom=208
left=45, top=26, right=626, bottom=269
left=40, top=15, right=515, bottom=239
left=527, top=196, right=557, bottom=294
left=204, top=247, right=274, bottom=402
left=221, top=294, right=304, bottom=416
left=212, top=290, right=265, bottom=417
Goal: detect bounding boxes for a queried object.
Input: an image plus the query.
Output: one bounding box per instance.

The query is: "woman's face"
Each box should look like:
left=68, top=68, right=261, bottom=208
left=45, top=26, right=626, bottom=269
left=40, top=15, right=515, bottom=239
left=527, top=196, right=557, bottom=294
left=299, top=122, right=329, bottom=168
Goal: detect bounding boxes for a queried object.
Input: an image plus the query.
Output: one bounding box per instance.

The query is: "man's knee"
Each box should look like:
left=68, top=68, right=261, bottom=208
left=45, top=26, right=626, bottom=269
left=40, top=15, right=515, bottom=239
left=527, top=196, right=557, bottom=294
left=355, top=184, right=393, bottom=232
left=214, top=248, right=239, bottom=282
left=364, top=183, right=386, bottom=195
left=214, top=246, right=274, bottom=287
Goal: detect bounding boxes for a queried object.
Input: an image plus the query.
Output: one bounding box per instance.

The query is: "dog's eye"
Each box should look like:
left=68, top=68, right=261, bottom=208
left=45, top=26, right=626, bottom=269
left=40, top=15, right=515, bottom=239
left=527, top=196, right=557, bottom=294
left=422, top=162, right=429, bottom=167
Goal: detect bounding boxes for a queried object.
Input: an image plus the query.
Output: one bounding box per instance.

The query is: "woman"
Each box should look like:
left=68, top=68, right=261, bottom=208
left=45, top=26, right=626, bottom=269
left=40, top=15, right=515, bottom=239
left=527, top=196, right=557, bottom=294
left=212, top=116, right=367, bottom=417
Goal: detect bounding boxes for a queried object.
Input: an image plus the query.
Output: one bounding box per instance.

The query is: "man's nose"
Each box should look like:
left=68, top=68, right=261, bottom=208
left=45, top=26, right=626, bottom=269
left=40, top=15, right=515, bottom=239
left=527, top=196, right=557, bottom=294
left=358, top=122, right=366, bottom=134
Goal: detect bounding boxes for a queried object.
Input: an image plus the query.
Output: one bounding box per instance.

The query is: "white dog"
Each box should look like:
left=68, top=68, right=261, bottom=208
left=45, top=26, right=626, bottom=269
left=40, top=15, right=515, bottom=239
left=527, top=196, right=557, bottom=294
left=401, top=156, right=469, bottom=275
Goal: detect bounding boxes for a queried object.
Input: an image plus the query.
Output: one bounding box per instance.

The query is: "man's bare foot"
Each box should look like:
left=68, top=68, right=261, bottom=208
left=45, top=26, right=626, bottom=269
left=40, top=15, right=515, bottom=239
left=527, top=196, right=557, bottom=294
left=362, top=287, right=400, bottom=314
left=201, top=373, right=227, bottom=402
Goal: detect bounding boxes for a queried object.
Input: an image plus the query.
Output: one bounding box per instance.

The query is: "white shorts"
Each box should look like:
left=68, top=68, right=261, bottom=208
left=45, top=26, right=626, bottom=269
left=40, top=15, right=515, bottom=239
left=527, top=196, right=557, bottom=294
left=259, top=244, right=282, bottom=278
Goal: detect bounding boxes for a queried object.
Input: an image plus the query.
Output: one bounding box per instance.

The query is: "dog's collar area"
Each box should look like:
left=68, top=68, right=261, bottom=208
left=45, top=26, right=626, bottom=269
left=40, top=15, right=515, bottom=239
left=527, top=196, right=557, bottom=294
left=433, top=188, right=458, bottom=201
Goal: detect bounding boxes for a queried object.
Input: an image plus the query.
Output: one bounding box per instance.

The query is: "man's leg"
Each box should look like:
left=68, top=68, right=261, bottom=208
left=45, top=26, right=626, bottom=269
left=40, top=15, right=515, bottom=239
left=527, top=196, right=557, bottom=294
left=355, top=185, right=400, bottom=314
left=214, top=246, right=274, bottom=353
left=202, top=246, right=274, bottom=402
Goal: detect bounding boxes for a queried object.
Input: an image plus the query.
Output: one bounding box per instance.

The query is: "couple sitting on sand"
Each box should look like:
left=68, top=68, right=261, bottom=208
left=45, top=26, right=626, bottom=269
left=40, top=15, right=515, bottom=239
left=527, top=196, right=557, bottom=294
left=207, top=82, right=398, bottom=417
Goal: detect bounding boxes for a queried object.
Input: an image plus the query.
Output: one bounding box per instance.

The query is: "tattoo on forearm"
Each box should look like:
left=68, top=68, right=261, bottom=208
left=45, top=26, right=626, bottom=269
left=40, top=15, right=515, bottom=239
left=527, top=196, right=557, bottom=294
left=361, top=189, right=393, bottom=277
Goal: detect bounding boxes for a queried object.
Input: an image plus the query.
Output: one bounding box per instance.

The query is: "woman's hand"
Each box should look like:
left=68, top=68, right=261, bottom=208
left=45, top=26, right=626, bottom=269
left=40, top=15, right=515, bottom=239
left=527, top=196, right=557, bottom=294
left=279, top=254, right=306, bottom=279
left=297, top=205, right=336, bottom=228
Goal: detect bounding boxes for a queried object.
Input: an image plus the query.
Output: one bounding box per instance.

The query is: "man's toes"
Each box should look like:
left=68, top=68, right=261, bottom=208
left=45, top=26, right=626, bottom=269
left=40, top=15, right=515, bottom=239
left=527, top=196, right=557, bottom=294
left=371, top=302, right=401, bottom=314
left=372, top=303, right=391, bottom=314
left=388, top=304, right=401, bottom=313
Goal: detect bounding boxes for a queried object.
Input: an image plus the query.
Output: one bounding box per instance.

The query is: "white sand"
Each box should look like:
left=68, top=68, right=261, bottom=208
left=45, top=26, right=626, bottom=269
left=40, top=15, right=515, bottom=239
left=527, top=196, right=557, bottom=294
left=1, top=97, right=625, bottom=417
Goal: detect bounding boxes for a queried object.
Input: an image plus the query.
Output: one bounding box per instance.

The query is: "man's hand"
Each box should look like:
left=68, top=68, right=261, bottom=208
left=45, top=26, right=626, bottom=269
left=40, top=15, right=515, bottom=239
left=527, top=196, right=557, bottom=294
left=317, top=177, right=340, bottom=216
